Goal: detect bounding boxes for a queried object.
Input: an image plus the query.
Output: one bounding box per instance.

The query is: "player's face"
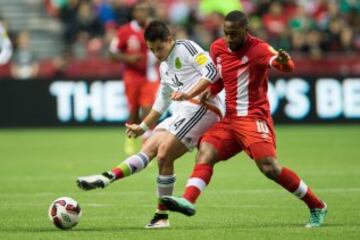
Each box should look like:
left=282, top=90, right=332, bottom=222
left=133, top=3, right=151, bottom=26
left=147, top=38, right=174, bottom=61
left=223, top=21, right=247, bottom=51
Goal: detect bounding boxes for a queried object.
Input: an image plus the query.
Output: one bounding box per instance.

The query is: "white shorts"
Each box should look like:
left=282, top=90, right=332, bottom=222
left=155, top=104, right=220, bottom=150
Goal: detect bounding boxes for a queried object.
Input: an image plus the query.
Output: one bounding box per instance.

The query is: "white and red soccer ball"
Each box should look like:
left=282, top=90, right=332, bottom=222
left=48, top=197, right=82, bottom=230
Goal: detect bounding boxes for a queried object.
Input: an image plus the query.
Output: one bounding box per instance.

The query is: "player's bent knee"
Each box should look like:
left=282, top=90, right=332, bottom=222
left=156, top=144, right=172, bottom=164
left=256, top=157, right=281, bottom=180
left=156, top=149, right=174, bottom=175
left=196, top=142, right=219, bottom=166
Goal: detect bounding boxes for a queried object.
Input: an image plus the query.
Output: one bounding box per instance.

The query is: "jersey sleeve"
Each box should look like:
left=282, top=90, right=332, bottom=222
left=209, top=79, right=224, bottom=95
left=209, top=41, right=217, bottom=61
left=151, top=64, right=172, bottom=114
left=181, top=40, right=219, bottom=83
left=253, top=43, right=278, bottom=68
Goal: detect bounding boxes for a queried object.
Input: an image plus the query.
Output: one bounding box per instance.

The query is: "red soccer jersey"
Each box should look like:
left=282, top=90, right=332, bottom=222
left=113, top=20, right=148, bottom=75
left=210, top=34, right=278, bottom=120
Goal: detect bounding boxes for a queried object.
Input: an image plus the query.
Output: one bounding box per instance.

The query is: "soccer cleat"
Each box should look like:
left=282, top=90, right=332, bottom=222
left=145, top=213, right=170, bottom=229
left=76, top=172, right=114, bottom=190
left=305, top=202, right=328, bottom=228
left=161, top=196, right=196, bottom=216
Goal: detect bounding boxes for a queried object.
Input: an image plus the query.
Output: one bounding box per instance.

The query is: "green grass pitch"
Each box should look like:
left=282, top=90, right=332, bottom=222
left=0, top=125, right=359, bottom=240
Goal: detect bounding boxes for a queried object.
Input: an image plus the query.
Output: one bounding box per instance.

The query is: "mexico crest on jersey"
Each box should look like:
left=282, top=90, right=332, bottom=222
left=175, top=57, right=182, bottom=69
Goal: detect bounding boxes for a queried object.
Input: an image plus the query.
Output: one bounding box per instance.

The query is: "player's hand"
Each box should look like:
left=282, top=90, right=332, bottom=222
left=275, top=49, right=290, bottom=64
left=198, top=88, right=212, bottom=104
left=171, top=91, right=189, bottom=101
left=125, top=123, right=144, bottom=138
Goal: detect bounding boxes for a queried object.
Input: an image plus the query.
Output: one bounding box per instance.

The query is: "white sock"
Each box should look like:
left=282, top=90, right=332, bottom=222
left=156, top=174, right=176, bottom=214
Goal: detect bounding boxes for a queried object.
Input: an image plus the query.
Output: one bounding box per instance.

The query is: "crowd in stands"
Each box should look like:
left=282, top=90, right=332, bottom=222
left=44, top=0, right=359, bottom=60
left=1, top=0, right=359, bottom=79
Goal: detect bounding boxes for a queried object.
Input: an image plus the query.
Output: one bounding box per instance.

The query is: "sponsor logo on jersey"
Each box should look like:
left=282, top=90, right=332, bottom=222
left=127, top=35, right=141, bottom=51
left=241, top=55, right=248, bottom=64
left=175, top=57, right=182, bottom=69
left=195, top=53, right=208, bottom=65
left=171, top=74, right=183, bottom=87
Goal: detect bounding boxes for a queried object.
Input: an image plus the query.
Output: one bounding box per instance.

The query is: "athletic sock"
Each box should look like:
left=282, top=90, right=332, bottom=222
left=156, top=174, right=176, bottom=214
left=277, top=167, right=324, bottom=209
left=111, top=152, right=150, bottom=180
left=182, top=163, right=213, bottom=204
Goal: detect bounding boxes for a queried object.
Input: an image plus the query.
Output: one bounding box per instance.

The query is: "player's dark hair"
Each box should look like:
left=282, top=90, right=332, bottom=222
left=224, top=10, right=248, bottom=28
left=144, top=20, right=171, bottom=42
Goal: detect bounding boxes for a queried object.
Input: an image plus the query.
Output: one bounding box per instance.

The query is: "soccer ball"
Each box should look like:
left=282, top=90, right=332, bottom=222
left=48, top=197, right=82, bottom=230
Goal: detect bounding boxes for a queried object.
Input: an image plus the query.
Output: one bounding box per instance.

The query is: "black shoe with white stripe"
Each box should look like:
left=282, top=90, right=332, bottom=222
left=76, top=172, right=115, bottom=190
left=145, top=213, right=170, bottom=229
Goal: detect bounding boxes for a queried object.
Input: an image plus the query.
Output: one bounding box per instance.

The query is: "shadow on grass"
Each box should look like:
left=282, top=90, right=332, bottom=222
left=1, top=222, right=350, bottom=233
left=1, top=226, right=145, bottom=233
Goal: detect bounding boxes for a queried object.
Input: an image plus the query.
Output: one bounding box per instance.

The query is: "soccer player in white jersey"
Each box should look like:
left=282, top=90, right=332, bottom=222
left=77, top=20, right=223, bottom=228
left=0, top=19, right=12, bottom=65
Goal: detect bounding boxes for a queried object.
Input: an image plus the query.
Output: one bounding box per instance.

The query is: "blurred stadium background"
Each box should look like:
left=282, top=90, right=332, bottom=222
left=0, top=0, right=359, bottom=239
left=0, top=0, right=359, bottom=125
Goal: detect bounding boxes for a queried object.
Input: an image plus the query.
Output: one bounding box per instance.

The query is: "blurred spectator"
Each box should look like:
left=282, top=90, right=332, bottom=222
left=2, top=0, right=358, bottom=79
left=340, top=26, right=355, bottom=53
left=59, top=0, right=79, bottom=45
left=50, top=0, right=359, bottom=62
left=112, top=0, right=132, bottom=25
left=306, top=29, right=324, bottom=59
left=262, top=2, right=288, bottom=42
left=11, top=31, right=39, bottom=80
left=289, top=5, right=316, bottom=32
left=0, top=18, right=13, bottom=65
left=44, top=0, right=69, bottom=17
left=168, top=0, right=192, bottom=25
left=93, top=0, right=117, bottom=25
left=75, top=1, right=103, bottom=39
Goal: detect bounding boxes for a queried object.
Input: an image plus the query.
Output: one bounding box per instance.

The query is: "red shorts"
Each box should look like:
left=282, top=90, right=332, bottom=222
left=123, top=71, right=159, bottom=114
left=200, top=116, right=277, bottom=160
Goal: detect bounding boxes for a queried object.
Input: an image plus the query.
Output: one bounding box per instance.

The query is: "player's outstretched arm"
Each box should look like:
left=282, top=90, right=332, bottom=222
left=272, top=49, right=295, bottom=72
left=171, top=78, right=211, bottom=101
left=126, top=109, right=161, bottom=138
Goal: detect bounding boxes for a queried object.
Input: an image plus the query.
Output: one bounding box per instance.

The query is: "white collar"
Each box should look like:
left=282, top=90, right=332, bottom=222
left=130, top=20, right=142, bottom=32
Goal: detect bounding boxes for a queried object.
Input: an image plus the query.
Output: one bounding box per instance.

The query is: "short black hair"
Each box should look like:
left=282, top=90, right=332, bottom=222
left=224, top=10, right=248, bottom=27
left=144, top=20, right=171, bottom=42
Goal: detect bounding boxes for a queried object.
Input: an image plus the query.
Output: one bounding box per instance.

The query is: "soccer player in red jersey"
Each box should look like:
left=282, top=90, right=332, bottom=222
left=162, top=10, right=327, bottom=228
left=109, top=1, right=159, bottom=154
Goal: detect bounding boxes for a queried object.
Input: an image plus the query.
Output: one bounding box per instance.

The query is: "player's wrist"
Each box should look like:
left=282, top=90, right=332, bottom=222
left=139, top=122, right=149, bottom=132
left=183, top=93, right=190, bottom=100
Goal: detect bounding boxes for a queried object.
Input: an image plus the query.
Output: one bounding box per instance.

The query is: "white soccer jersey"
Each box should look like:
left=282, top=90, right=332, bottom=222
left=152, top=39, right=222, bottom=114
left=0, top=22, right=12, bottom=65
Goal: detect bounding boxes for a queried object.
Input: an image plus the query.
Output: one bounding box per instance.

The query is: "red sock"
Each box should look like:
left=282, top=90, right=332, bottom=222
left=277, top=167, right=324, bottom=209
left=183, top=163, right=213, bottom=203
left=111, top=168, right=124, bottom=179
left=157, top=202, right=168, bottom=214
